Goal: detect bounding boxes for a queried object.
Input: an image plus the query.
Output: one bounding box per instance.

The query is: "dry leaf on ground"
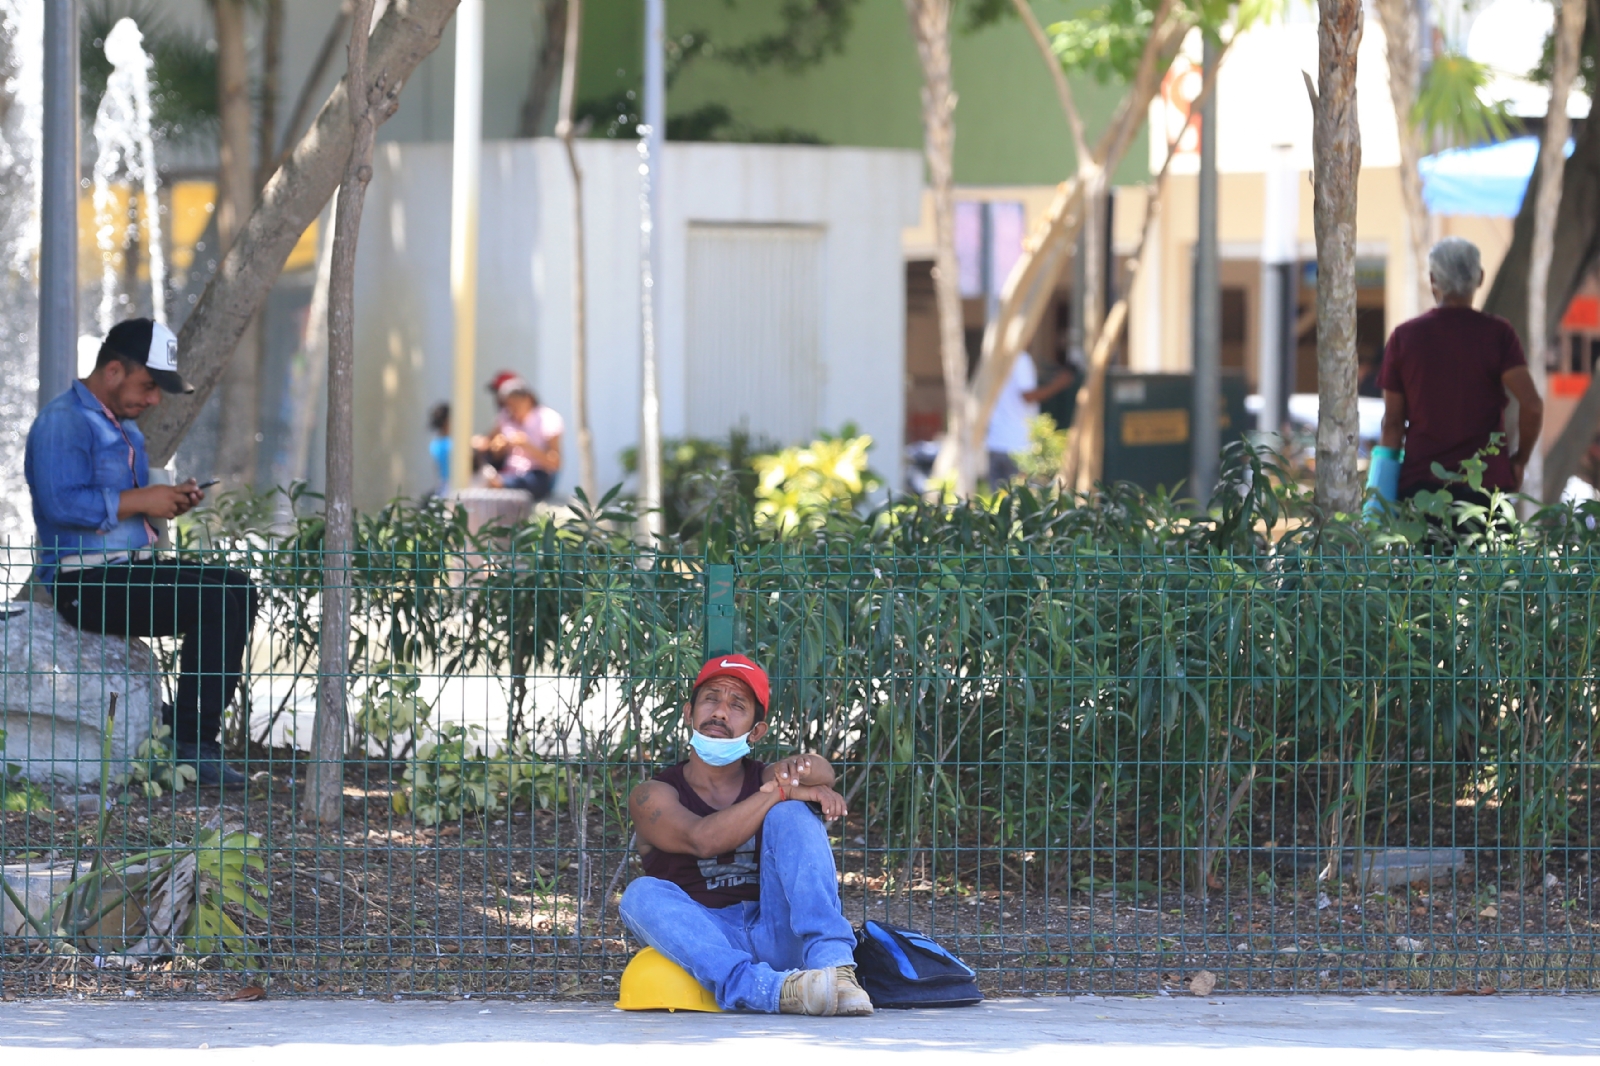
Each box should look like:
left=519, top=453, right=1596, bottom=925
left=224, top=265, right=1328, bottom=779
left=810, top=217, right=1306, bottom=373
left=222, top=985, right=266, bottom=1002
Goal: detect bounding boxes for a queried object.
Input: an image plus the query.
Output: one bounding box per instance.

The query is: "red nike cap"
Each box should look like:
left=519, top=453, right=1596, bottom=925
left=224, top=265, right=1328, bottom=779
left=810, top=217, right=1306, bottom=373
left=693, top=654, right=769, bottom=711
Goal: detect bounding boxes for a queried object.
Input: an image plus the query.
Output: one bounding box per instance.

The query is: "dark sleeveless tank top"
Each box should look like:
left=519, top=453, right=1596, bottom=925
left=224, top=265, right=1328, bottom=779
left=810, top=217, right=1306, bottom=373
left=640, top=759, right=766, bottom=908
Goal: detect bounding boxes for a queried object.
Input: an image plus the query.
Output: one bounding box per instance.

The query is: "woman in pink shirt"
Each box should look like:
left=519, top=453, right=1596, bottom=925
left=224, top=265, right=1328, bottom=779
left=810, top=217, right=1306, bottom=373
left=485, top=377, right=563, bottom=501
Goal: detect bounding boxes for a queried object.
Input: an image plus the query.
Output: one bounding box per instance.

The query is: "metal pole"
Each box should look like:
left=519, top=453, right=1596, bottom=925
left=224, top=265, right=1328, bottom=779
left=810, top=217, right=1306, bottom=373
left=638, top=0, right=665, bottom=540
left=39, top=0, right=79, bottom=407
left=1257, top=143, right=1299, bottom=442
left=1191, top=36, right=1221, bottom=502
left=449, top=0, right=484, bottom=490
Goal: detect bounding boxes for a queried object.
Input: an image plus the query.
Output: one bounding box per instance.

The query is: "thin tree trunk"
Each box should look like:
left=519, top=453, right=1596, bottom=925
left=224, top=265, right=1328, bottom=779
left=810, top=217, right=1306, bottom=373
left=213, top=0, right=261, bottom=487
left=1484, top=80, right=1600, bottom=500
left=1064, top=110, right=1188, bottom=491
left=1525, top=0, right=1587, bottom=502
left=962, top=1, right=1186, bottom=485
left=519, top=0, right=567, bottom=137
left=308, top=0, right=383, bottom=828
left=272, top=2, right=354, bottom=175
left=257, top=0, right=284, bottom=193
left=1010, top=0, right=1089, bottom=164
left=904, top=0, right=971, bottom=495
left=139, top=0, right=461, bottom=465
left=556, top=0, right=597, bottom=502
left=1308, top=0, right=1363, bottom=515
left=274, top=200, right=335, bottom=498
left=1374, top=0, right=1431, bottom=320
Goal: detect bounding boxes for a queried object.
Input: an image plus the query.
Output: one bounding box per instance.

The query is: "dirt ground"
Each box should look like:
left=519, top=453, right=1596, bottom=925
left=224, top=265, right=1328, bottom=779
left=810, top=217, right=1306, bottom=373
left=3, top=760, right=1597, bottom=1000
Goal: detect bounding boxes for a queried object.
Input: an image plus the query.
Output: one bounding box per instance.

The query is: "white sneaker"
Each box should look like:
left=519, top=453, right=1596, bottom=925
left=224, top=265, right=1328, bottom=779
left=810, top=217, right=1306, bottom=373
left=778, top=967, right=838, bottom=1015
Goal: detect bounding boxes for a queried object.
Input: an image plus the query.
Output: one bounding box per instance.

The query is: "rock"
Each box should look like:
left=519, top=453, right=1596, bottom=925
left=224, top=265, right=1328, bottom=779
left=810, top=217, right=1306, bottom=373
left=1, top=856, right=195, bottom=955
left=0, top=602, right=158, bottom=787
left=0, top=861, right=78, bottom=937
left=53, top=793, right=106, bottom=814
left=1190, top=969, right=1217, bottom=996
left=1350, top=847, right=1468, bottom=889
left=451, top=487, right=533, bottom=535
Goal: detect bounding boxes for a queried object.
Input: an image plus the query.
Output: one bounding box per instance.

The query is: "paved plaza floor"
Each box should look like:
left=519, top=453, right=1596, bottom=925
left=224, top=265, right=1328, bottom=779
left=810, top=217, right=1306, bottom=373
left=3, top=994, right=1599, bottom=1063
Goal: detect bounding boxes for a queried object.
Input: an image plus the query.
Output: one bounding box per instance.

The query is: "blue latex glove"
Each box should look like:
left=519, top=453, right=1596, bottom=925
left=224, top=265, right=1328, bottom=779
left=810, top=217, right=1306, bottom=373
left=1363, top=445, right=1401, bottom=517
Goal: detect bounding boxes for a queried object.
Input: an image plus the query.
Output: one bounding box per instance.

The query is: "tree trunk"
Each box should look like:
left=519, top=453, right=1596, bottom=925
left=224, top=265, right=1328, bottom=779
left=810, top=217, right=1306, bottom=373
left=1524, top=0, right=1587, bottom=502
left=212, top=0, right=261, bottom=486
left=1483, top=101, right=1600, bottom=501
left=308, top=0, right=381, bottom=828
left=272, top=3, right=353, bottom=176
left=904, top=0, right=971, bottom=494
left=519, top=0, right=567, bottom=138
left=556, top=0, right=598, bottom=502
left=139, top=0, right=461, bottom=466
left=257, top=0, right=285, bottom=193
left=1373, top=0, right=1430, bottom=321
left=1309, top=0, right=1364, bottom=516
left=274, top=200, right=335, bottom=497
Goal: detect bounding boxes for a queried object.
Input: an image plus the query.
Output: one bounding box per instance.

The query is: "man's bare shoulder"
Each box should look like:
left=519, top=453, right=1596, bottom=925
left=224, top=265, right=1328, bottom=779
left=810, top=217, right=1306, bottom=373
left=630, top=779, right=684, bottom=820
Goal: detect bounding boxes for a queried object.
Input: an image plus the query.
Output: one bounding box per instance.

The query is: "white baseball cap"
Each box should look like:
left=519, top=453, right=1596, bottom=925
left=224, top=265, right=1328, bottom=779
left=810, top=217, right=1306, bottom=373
left=102, top=317, right=193, bottom=394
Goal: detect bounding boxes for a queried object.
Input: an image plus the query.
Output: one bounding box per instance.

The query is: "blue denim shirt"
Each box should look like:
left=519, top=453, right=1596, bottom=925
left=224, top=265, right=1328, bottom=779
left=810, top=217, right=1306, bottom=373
left=25, top=381, right=153, bottom=585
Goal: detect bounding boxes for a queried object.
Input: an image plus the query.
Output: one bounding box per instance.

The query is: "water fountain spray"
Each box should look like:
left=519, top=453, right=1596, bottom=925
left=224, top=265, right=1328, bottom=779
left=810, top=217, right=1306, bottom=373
left=0, top=0, right=42, bottom=548
left=92, top=17, right=165, bottom=332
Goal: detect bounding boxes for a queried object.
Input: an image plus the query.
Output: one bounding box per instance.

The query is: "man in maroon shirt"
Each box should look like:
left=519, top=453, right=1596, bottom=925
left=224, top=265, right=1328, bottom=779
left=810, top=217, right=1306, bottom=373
left=620, top=654, right=873, bottom=1016
left=1378, top=237, right=1543, bottom=503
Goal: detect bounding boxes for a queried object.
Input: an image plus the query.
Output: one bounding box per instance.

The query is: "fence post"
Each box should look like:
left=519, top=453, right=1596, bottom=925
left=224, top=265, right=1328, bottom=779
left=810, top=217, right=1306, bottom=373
left=705, top=563, right=735, bottom=658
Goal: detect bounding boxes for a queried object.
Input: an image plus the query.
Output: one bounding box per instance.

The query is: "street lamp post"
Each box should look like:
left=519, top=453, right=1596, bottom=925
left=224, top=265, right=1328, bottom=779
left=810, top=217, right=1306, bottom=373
left=1191, top=36, right=1221, bottom=503
left=449, top=0, right=484, bottom=490
left=638, top=0, right=665, bottom=540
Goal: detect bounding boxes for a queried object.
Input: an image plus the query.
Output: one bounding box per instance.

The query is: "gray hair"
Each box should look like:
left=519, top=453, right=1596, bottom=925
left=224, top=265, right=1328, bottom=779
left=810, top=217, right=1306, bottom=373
left=1428, top=237, right=1483, bottom=299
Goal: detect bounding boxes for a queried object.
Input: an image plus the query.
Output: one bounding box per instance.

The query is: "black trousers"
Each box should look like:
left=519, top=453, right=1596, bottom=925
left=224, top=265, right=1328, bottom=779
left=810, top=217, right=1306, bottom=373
left=54, top=559, right=260, bottom=745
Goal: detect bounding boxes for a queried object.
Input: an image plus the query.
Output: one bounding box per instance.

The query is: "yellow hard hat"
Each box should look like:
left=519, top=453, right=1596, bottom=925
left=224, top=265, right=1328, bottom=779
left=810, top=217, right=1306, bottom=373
left=614, top=947, right=722, bottom=1012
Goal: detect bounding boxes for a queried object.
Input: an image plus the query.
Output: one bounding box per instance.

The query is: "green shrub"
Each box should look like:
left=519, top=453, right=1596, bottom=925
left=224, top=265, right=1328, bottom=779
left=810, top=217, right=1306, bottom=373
left=1017, top=413, right=1071, bottom=486
left=400, top=727, right=566, bottom=825
left=0, top=728, right=49, bottom=812
left=171, top=439, right=1600, bottom=888
left=752, top=428, right=882, bottom=533
left=621, top=429, right=774, bottom=536
left=117, top=723, right=197, bottom=799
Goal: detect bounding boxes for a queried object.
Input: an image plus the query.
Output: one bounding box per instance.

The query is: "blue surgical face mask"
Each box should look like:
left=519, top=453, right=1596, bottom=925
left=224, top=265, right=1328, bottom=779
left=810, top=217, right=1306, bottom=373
left=690, top=729, right=752, bottom=767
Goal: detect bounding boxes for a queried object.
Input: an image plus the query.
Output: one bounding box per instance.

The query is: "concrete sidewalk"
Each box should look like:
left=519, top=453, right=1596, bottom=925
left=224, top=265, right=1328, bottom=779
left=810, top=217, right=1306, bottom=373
left=3, top=994, right=1599, bottom=1063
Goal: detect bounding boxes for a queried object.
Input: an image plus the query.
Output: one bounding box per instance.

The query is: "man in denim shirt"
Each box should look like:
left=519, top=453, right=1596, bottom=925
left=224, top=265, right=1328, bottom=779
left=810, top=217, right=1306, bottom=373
left=26, top=318, right=258, bottom=787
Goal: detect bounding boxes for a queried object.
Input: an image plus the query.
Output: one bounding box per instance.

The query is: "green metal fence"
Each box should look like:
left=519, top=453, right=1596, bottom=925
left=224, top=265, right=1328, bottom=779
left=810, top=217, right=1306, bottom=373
left=1, top=523, right=1598, bottom=999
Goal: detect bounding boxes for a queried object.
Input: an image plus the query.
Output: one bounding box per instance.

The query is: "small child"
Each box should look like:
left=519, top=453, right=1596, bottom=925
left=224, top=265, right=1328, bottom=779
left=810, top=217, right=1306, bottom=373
left=427, top=402, right=450, bottom=496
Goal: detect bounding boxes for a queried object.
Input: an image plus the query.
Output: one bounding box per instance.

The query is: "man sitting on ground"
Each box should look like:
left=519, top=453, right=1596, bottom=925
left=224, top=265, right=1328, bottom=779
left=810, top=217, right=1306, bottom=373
left=620, top=655, right=873, bottom=1016
left=25, top=318, right=259, bottom=787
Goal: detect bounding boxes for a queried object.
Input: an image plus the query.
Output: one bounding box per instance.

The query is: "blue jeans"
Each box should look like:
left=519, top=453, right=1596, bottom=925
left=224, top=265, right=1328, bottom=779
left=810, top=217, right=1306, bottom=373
left=502, top=468, right=554, bottom=502
left=619, top=800, right=857, bottom=1012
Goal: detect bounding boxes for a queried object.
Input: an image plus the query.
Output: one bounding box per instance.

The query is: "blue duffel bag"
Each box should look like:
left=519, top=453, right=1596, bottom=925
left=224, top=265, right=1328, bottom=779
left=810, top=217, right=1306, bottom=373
left=852, top=920, right=984, bottom=1009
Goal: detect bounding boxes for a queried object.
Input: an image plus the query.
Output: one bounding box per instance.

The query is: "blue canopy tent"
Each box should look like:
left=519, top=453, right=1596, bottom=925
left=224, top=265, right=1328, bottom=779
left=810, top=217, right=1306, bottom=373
left=1419, top=136, right=1574, bottom=217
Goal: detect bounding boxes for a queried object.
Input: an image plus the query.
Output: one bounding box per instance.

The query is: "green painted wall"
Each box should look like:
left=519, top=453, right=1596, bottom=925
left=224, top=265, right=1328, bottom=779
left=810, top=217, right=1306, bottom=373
left=576, top=1, right=1149, bottom=186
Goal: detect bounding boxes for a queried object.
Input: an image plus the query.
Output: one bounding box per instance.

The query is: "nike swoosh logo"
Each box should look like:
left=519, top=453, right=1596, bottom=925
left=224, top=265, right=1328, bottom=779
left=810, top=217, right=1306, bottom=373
left=720, top=659, right=753, bottom=670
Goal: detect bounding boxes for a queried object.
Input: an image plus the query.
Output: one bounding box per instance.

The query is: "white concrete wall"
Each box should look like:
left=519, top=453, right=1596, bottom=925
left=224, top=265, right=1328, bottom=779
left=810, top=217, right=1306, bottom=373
left=349, top=139, right=923, bottom=509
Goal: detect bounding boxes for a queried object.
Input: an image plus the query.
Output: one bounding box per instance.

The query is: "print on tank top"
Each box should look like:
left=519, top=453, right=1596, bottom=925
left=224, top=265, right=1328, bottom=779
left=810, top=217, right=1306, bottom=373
left=641, top=759, right=766, bottom=907
left=699, top=836, right=759, bottom=894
